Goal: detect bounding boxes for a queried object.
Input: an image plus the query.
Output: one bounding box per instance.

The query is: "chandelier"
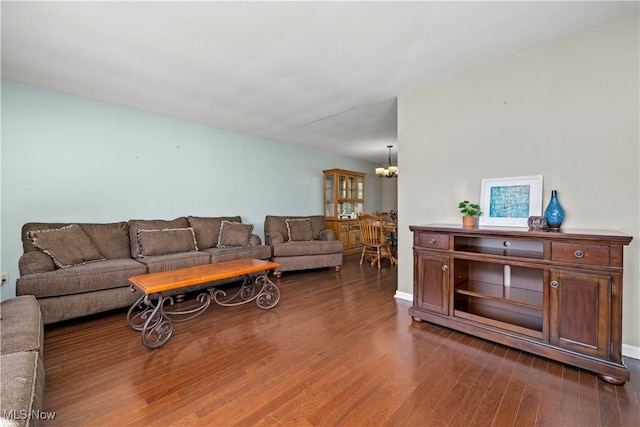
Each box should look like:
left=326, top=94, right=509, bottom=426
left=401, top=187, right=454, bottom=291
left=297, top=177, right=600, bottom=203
left=375, top=145, right=398, bottom=178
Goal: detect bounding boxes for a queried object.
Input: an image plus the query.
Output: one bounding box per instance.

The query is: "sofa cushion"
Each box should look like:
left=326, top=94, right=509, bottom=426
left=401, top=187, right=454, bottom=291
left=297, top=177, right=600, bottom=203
left=0, top=296, right=43, bottom=356
left=16, top=259, right=148, bottom=298
left=128, top=217, right=189, bottom=258
left=203, top=245, right=272, bottom=263
left=27, top=224, right=106, bottom=269
left=22, top=222, right=131, bottom=260
left=218, top=221, right=253, bottom=248
left=79, top=222, right=131, bottom=259
left=285, top=218, right=313, bottom=242
left=136, top=228, right=198, bottom=258
left=187, top=216, right=242, bottom=249
left=136, top=252, right=211, bottom=273
left=271, top=240, right=343, bottom=257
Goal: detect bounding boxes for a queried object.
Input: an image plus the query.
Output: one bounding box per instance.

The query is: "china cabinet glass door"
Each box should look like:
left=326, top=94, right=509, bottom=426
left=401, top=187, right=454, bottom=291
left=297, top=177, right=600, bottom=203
left=325, top=174, right=335, bottom=217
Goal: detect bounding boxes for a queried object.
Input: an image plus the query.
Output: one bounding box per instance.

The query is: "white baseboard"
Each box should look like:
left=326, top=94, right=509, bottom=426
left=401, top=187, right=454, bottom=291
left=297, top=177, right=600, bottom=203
left=393, top=291, right=640, bottom=360
left=394, top=290, right=412, bottom=302
left=622, top=344, right=640, bottom=360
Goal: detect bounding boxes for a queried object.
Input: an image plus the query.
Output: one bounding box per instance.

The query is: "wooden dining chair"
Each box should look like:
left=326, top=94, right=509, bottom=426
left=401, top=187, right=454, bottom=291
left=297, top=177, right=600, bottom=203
left=357, top=213, right=397, bottom=269
left=379, top=211, right=397, bottom=248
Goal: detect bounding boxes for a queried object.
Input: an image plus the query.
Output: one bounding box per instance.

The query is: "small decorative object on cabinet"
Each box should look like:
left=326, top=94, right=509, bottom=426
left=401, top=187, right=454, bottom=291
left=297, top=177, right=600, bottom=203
left=409, top=224, right=632, bottom=385
left=458, top=200, right=481, bottom=228
left=544, top=190, right=565, bottom=229
left=527, top=215, right=548, bottom=230
left=323, top=169, right=366, bottom=255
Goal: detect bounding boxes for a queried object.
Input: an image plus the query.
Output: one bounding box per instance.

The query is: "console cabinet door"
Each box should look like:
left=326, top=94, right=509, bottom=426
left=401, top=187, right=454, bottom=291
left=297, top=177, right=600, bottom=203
left=549, top=271, right=611, bottom=358
left=414, top=251, right=449, bottom=315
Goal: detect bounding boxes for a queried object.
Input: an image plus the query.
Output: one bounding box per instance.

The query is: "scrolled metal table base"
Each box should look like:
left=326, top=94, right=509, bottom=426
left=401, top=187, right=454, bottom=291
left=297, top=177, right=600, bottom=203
left=209, top=274, right=280, bottom=309
left=127, top=273, right=279, bottom=349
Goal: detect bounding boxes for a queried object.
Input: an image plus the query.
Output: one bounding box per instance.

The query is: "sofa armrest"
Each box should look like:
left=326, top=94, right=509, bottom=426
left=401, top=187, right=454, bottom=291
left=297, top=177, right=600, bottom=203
left=266, top=231, right=284, bottom=245
left=19, top=251, right=55, bottom=276
left=319, top=229, right=337, bottom=241
left=249, top=234, right=262, bottom=246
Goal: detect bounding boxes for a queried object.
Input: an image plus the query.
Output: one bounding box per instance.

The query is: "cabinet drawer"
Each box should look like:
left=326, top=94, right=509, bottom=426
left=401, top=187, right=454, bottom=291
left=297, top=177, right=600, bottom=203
left=551, top=242, right=610, bottom=266
left=416, top=232, right=449, bottom=249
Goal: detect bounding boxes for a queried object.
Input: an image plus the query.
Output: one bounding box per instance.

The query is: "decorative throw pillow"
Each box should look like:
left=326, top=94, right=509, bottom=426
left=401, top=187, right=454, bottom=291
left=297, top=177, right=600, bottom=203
left=136, top=228, right=198, bottom=258
left=27, top=224, right=105, bottom=269
left=217, top=221, right=253, bottom=248
left=285, top=218, right=313, bottom=242
left=187, top=216, right=241, bottom=249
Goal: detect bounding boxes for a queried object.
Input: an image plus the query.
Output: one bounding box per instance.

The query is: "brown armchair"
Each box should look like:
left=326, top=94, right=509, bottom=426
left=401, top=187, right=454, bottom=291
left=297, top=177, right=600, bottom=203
left=264, top=215, right=343, bottom=277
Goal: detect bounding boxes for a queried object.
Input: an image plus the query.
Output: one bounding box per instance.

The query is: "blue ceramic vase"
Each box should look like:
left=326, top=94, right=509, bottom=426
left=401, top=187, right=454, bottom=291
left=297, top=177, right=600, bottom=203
left=544, top=190, right=565, bottom=229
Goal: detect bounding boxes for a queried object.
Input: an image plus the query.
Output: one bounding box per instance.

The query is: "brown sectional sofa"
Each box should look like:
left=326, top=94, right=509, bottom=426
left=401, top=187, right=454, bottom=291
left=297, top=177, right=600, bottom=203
left=264, top=215, right=343, bottom=277
left=17, top=216, right=271, bottom=324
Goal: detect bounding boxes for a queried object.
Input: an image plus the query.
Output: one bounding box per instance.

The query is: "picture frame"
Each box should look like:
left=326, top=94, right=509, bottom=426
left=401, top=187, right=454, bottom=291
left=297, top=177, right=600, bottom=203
left=479, top=175, right=543, bottom=227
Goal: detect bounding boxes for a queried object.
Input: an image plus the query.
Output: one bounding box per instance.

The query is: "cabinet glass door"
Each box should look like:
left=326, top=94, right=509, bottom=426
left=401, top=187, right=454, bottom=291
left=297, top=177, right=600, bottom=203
left=325, top=174, right=335, bottom=217
left=339, top=175, right=347, bottom=199
left=354, top=202, right=363, bottom=216
left=347, top=177, right=355, bottom=199
left=356, top=177, right=364, bottom=200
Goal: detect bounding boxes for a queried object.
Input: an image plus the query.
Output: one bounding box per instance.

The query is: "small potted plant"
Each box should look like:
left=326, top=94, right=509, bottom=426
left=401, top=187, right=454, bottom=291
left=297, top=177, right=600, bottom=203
left=458, top=201, right=482, bottom=228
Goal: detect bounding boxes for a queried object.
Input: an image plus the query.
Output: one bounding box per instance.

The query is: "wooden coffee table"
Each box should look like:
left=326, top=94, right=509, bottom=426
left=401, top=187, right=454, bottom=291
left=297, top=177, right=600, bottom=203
left=127, top=258, right=280, bottom=349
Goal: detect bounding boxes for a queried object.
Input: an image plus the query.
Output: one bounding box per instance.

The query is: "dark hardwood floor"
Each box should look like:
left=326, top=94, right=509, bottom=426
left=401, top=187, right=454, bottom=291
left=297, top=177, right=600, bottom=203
left=43, top=255, right=640, bottom=426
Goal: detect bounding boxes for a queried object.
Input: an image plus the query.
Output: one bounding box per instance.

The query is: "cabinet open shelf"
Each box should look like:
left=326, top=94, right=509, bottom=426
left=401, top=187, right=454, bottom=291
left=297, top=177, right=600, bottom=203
left=453, top=306, right=543, bottom=339
left=454, top=281, right=544, bottom=338
left=454, top=236, right=544, bottom=261
left=454, top=280, right=543, bottom=309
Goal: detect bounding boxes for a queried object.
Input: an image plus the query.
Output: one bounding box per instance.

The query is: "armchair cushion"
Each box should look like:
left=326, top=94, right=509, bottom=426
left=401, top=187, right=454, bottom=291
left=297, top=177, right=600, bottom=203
left=27, top=224, right=105, bottom=269
left=264, top=215, right=328, bottom=243
left=285, top=218, right=313, bottom=241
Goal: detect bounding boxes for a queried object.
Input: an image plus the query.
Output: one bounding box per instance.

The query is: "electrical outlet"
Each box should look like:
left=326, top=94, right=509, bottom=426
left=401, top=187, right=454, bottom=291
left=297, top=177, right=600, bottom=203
left=0, top=273, right=9, bottom=286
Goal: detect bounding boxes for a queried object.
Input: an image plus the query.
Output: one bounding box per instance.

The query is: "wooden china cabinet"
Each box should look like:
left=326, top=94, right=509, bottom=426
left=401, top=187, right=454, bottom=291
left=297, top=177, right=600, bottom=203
left=409, top=224, right=632, bottom=385
left=323, top=169, right=366, bottom=255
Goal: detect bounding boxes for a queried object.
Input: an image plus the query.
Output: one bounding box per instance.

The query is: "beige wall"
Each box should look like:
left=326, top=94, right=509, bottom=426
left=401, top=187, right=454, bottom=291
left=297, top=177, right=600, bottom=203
left=397, top=16, right=639, bottom=355
left=381, top=177, right=398, bottom=212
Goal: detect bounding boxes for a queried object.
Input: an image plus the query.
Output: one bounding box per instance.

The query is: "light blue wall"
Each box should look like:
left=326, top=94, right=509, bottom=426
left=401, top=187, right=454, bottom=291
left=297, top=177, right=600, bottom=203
left=0, top=81, right=381, bottom=300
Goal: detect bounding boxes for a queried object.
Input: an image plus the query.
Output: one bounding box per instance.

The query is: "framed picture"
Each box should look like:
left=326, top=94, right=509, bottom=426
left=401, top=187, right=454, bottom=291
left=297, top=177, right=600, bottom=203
left=479, top=175, right=543, bottom=227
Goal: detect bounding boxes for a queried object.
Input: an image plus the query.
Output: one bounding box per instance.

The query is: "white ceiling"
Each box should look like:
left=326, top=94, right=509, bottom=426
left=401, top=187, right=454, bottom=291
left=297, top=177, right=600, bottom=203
left=2, top=1, right=638, bottom=163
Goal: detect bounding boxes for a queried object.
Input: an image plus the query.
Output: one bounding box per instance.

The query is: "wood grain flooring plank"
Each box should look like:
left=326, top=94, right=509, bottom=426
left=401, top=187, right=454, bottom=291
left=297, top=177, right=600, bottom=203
left=489, top=352, right=534, bottom=426
left=513, top=355, right=546, bottom=426
left=472, top=347, right=523, bottom=427
left=534, top=359, right=564, bottom=427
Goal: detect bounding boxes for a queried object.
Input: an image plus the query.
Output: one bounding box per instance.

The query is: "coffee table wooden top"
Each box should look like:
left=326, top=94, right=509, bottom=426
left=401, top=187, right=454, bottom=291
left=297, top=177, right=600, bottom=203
left=128, top=258, right=280, bottom=295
